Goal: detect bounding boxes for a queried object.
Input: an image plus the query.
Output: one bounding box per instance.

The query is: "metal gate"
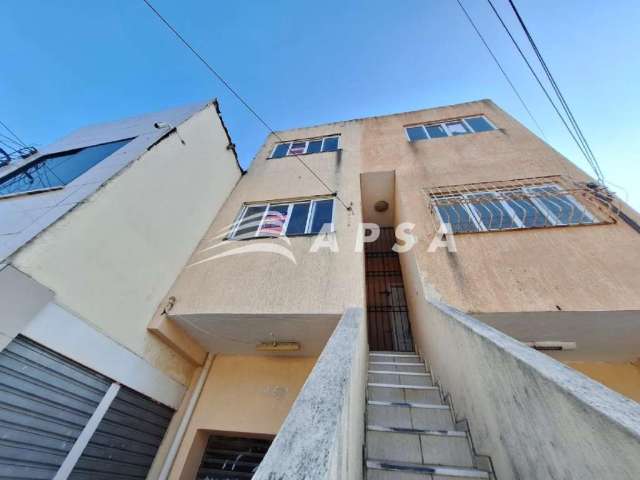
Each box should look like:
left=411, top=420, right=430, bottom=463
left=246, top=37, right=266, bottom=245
left=365, top=227, right=414, bottom=352
left=0, top=336, right=173, bottom=479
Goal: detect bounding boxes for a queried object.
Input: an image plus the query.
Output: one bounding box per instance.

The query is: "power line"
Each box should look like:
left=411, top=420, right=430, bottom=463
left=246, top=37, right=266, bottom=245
left=506, top=0, right=604, bottom=183
left=485, top=0, right=604, bottom=183
left=0, top=132, right=23, bottom=148
left=455, top=0, right=546, bottom=140
left=0, top=139, right=16, bottom=151
left=0, top=120, right=26, bottom=148
left=141, top=0, right=352, bottom=211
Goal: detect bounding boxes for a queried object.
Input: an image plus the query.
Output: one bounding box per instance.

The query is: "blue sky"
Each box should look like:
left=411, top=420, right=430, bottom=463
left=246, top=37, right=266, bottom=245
left=3, top=0, right=639, bottom=209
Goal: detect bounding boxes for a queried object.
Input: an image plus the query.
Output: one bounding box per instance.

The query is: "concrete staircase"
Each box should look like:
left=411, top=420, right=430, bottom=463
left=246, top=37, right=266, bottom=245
left=365, top=351, right=492, bottom=479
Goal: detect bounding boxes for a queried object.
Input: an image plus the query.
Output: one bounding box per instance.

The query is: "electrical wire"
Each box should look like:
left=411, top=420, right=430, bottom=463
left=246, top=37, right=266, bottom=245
left=0, top=133, right=23, bottom=148
left=141, top=0, right=352, bottom=212
left=485, top=0, right=604, bottom=183
left=0, top=120, right=26, bottom=148
left=455, top=0, right=546, bottom=140
left=0, top=139, right=16, bottom=151
left=506, top=0, right=604, bottom=183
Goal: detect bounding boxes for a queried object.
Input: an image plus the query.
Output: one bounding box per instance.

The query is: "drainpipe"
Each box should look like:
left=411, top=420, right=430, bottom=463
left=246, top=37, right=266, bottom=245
left=158, top=353, right=214, bottom=480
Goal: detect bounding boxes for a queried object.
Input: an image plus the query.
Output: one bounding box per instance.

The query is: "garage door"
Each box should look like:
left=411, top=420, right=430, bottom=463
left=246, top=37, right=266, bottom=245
left=0, top=336, right=174, bottom=479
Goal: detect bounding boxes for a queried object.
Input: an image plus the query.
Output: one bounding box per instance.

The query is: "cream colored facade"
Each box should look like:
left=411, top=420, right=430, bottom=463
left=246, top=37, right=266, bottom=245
left=152, top=99, right=640, bottom=477
left=12, top=102, right=242, bottom=386
left=0, top=101, right=243, bottom=479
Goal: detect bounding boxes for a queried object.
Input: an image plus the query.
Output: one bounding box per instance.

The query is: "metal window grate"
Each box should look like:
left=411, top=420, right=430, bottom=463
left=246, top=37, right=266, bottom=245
left=424, top=176, right=617, bottom=234
left=196, top=435, right=273, bottom=479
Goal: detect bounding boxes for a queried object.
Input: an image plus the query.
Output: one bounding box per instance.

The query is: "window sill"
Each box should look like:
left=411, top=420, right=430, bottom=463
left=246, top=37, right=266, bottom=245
left=0, top=185, right=65, bottom=201
left=268, top=148, right=342, bottom=160
left=443, top=220, right=607, bottom=236
left=226, top=231, right=336, bottom=241
left=408, top=129, right=500, bottom=143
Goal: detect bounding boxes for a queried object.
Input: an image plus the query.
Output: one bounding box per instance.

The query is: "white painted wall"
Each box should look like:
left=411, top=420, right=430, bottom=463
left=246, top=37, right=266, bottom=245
left=0, top=264, right=53, bottom=350
left=11, top=103, right=242, bottom=386
left=22, top=302, right=185, bottom=408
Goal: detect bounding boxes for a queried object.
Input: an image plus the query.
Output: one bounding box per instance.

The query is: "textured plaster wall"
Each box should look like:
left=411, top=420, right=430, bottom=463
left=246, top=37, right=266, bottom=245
left=12, top=105, right=241, bottom=385
left=164, top=122, right=366, bottom=319
left=169, top=354, right=317, bottom=480
left=357, top=99, right=640, bottom=314
left=167, top=99, right=640, bottom=323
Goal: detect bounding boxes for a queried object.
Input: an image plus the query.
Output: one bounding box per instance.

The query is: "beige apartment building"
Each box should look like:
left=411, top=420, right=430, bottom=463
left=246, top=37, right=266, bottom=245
left=1, top=98, right=640, bottom=480
left=148, top=98, right=640, bottom=479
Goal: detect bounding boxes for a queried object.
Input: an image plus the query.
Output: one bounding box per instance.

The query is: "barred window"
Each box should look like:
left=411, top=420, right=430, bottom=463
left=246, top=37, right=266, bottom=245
left=430, top=182, right=599, bottom=233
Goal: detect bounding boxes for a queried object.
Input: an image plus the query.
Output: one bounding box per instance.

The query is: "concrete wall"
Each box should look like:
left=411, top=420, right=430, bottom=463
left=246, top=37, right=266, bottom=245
left=253, top=307, right=367, bottom=480
left=566, top=360, right=640, bottom=403
left=11, top=103, right=242, bottom=385
left=169, top=354, right=318, bottom=479
left=408, top=294, right=640, bottom=479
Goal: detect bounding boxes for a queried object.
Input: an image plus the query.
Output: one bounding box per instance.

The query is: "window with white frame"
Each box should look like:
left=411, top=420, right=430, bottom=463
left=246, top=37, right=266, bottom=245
left=431, top=183, right=598, bottom=233
left=406, top=115, right=495, bottom=142
left=230, top=197, right=335, bottom=239
left=270, top=135, right=340, bottom=158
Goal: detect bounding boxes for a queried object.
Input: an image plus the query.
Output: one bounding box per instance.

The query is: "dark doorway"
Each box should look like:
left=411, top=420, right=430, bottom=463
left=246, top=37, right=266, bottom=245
left=365, top=227, right=414, bottom=351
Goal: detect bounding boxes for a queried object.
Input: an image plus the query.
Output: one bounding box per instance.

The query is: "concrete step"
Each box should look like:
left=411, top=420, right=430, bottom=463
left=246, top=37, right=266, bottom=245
left=370, top=351, right=418, bottom=355
left=369, top=371, right=434, bottom=387
left=367, top=460, right=489, bottom=479
left=369, top=370, right=431, bottom=377
left=369, top=361, right=428, bottom=373
left=367, top=400, right=454, bottom=430
left=368, top=383, right=443, bottom=404
left=370, top=352, right=421, bottom=361
left=366, top=426, right=474, bottom=468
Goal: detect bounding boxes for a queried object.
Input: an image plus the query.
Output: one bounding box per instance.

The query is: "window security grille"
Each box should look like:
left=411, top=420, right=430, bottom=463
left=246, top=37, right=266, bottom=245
left=425, top=176, right=617, bottom=234
left=196, top=435, right=273, bottom=479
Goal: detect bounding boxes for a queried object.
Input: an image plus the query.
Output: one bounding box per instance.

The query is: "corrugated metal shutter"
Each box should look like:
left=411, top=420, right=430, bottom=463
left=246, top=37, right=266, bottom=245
left=0, top=336, right=175, bottom=479
left=69, top=386, right=174, bottom=480
left=0, top=336, right=112, bottom=479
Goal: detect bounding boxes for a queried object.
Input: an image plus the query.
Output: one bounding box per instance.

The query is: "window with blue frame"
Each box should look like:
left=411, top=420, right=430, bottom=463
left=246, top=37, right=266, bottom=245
left=406, top=115, right=495, bottom=142
left=230, top=197, right=336, bottom=239
left=270, top=135, right=340, bottom=158
left=0, top=138, right=133, bottom=198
